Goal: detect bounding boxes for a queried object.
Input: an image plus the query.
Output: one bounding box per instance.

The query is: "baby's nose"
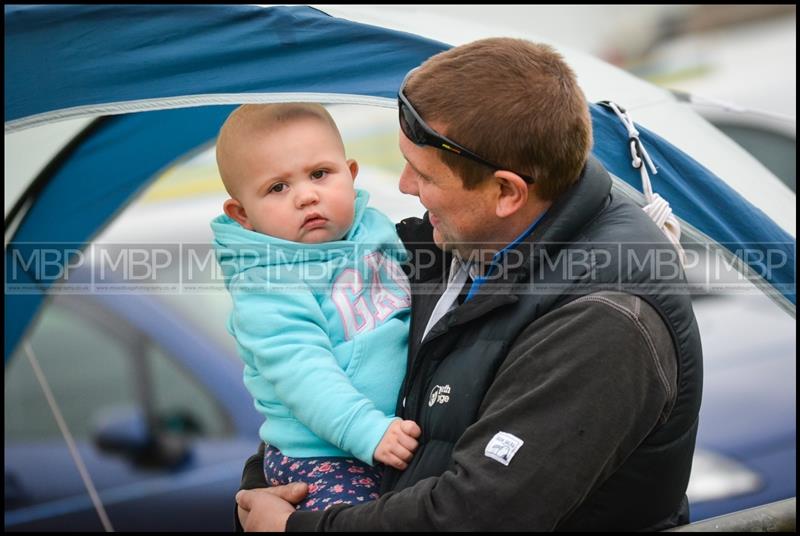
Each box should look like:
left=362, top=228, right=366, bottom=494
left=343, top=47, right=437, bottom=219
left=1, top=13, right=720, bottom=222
left=296, top=184, right=320, bottom=207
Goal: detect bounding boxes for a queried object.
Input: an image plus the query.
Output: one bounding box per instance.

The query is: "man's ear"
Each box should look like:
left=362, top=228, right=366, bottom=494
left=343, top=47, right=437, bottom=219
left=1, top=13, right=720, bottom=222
left=347, top=159, right=359, bottom=182
left=223, top=198, right=254, bottom=230
left=493, top=170, right=529, bottom=219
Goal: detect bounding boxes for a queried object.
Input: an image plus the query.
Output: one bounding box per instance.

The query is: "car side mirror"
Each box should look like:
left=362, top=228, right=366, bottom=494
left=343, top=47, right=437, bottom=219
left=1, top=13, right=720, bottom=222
left=92, top=406, right=192, bottom=470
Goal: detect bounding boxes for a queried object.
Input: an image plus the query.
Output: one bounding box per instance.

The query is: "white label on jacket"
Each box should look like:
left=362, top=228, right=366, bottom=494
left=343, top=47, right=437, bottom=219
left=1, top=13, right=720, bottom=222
left=484, top=432, right=524, bottom=466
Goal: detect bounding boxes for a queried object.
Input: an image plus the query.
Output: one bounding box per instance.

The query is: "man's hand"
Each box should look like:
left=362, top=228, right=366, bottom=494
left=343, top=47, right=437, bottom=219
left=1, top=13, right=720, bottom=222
left=236, top=482, right=308, bottom=532
left=373, top=419, right=421, bottom=470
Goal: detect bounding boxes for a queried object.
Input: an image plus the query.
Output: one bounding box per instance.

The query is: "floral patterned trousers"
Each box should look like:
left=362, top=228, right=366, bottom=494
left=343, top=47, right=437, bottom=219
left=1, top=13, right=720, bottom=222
left=263, top=444, right=382, bottom=511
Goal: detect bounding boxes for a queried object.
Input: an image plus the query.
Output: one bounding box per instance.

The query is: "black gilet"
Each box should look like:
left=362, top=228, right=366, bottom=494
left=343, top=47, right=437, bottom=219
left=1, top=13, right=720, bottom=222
left=387, top=155, right=703, bottom=531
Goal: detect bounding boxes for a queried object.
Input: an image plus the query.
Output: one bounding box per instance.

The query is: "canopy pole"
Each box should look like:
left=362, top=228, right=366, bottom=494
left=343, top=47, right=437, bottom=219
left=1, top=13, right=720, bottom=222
left=24, top=342, right=115, bottom=532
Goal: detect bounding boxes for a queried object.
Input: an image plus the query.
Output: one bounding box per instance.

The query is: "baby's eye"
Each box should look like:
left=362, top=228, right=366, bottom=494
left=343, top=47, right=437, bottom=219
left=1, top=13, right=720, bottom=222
left=311, top=169, right=327, bottom=180
left=269, top=183, right=287, bottom=194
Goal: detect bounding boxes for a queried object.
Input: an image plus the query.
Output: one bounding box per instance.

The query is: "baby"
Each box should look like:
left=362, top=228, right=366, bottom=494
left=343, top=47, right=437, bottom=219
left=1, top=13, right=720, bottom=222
left=211, top=103, right=419, bottom=511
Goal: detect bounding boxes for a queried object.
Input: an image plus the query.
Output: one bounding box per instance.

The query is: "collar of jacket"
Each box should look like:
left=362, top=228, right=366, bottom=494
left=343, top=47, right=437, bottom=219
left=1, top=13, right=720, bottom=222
left=477, top=154, right=613, bottom=285
left=523, top=154, right=613, bottom=269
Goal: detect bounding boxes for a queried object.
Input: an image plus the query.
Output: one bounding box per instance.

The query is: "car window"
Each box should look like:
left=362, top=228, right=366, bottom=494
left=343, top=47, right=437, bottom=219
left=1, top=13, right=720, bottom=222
left=148, top=342, right=229, bottom=438
left=5, top=298, right=230, bottom=444
left=4, top=301, right=136, bottom=441
left=713, top=123, right=796, bottom=193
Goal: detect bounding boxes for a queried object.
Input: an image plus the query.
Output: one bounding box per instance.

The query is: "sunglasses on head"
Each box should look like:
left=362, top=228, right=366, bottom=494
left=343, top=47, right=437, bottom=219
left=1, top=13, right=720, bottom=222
left=397, top=68, right=536, bottom=184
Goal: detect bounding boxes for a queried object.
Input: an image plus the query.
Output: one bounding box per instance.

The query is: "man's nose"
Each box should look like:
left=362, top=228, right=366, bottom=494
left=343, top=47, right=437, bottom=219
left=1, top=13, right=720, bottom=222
left=398, top=165, right=419, bottom=196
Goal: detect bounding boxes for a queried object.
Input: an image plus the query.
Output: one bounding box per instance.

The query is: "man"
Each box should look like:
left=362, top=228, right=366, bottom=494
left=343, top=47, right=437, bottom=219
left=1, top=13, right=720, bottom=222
left=235, top=37, right=702, bottom=531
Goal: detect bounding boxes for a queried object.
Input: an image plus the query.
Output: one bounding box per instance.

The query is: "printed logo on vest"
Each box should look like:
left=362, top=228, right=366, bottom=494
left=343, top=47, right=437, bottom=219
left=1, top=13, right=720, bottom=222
left=428, top=384, right=451, bottom=407
left=484, top=432, right=524, bottom=466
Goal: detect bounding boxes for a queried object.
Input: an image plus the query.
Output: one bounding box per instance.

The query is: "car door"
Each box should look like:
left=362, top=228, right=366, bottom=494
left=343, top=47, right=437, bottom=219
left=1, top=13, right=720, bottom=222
left=4, top=293, right=252, bottom=531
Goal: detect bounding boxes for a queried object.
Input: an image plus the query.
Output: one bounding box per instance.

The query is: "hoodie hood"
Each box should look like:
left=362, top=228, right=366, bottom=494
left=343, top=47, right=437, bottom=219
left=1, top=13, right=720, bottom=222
left=211, top=189, right=398, bottom=286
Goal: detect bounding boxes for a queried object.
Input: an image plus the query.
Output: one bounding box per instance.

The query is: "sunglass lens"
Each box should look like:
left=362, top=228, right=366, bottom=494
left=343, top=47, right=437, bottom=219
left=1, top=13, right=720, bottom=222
left=399, top=103, right=425, bottom=145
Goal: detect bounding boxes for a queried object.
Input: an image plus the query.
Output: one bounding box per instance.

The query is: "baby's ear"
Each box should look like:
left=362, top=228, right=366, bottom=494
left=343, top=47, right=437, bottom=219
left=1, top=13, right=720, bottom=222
left=223, top=198, right=254, bottom=230
left=347, top=159, right=359, bottom=182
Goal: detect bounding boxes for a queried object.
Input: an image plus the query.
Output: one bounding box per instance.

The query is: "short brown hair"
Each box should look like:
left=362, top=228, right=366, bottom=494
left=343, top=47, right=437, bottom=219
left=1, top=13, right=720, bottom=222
left=404, top=38, right=592, bottom=200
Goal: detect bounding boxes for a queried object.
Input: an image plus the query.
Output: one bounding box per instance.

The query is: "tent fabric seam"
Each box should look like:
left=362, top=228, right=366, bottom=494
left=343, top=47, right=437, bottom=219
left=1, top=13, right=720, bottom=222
left=5, top=94, right=397, bottom=133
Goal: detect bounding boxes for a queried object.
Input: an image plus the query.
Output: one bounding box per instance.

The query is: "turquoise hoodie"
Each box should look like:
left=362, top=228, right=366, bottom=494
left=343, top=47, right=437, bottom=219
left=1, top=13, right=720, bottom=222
left=211, top=190, right=410, bottom=465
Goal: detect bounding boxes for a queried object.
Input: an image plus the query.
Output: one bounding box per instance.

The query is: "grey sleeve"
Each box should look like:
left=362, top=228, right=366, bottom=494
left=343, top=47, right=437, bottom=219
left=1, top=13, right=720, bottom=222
left=287, top=292, right=677, bottom=531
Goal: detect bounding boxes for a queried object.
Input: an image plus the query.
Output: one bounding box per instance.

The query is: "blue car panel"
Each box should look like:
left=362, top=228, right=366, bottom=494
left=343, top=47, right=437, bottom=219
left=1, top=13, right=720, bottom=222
left=4, top=289, right=261, bottom=532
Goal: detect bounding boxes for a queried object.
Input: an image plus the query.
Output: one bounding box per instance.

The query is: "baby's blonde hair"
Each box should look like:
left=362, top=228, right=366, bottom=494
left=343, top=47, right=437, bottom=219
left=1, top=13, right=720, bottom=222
left=216, top=103, right=344, bottom=196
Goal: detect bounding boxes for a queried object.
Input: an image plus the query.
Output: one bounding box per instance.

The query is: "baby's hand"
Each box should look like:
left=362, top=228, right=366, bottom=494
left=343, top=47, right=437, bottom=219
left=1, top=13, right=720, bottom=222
left=373, top=419, right=421, bottom=470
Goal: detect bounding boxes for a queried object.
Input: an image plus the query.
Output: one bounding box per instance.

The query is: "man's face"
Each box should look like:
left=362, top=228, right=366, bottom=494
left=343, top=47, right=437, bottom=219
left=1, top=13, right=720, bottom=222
left=227, top=118, right=357, bottom=243
left=398, top=128, right=496, bottom=258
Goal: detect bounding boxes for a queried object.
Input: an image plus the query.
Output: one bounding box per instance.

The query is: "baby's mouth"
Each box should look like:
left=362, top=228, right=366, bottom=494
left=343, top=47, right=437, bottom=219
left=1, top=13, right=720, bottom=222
left=302, top=213, right=328, bottom=229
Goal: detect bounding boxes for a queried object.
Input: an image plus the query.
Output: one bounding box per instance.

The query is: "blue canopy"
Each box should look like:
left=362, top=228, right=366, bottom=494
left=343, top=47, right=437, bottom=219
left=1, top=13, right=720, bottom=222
left=4, top=4, right=795, bottom=361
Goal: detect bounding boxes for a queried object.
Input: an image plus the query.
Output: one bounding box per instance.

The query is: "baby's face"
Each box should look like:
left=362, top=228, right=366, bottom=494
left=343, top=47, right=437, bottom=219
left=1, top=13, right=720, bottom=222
left=228, top=118, right=357, bottom=243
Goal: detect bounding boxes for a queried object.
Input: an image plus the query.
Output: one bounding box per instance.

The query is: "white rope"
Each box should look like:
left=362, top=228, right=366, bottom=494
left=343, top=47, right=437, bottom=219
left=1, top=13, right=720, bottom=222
left=605, top=101, right=686, bottom=267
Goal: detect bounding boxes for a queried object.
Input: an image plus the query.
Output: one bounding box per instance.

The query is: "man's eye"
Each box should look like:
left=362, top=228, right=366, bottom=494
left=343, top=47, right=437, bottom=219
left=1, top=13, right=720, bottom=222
left=311, top=169, right=327, bottom=179
left=269, top=183, right=286, bottom=194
